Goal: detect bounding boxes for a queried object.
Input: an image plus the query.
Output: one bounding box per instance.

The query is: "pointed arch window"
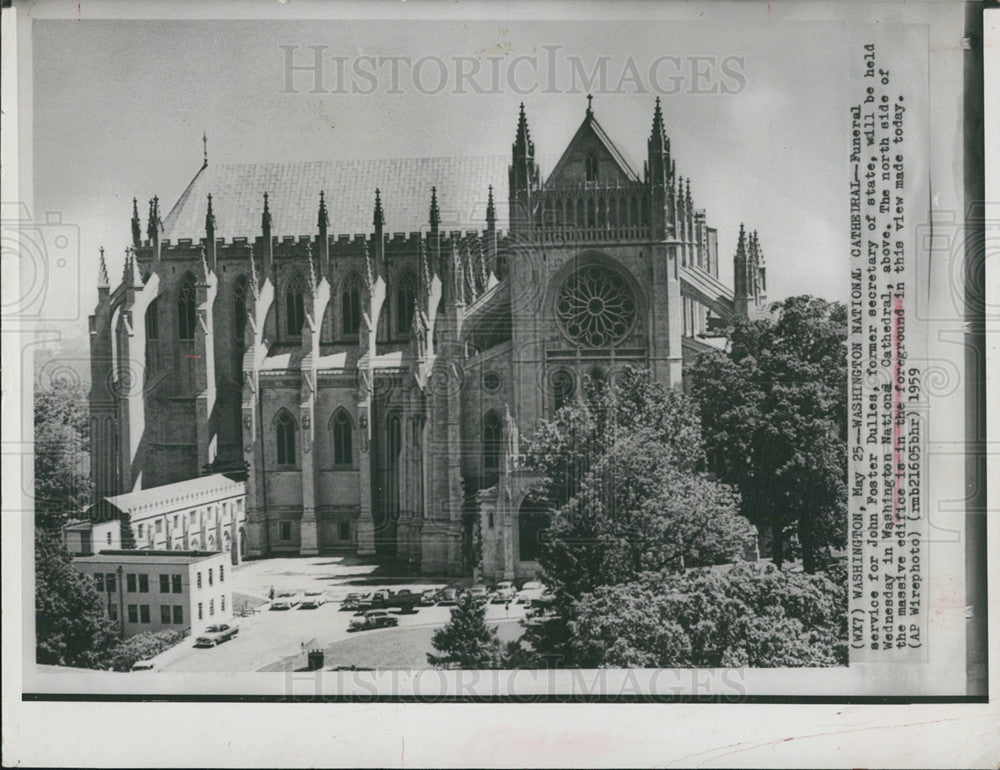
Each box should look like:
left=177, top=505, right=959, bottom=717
left=341, top=273, right=362, bottom=337
left=177, top=275, right=196, bottom=341
left=332, top=409, right=353, bottom=466
left=285, top=275, right=306, bottom=338
left=275, top=411, right=297, bottom=466
left=585, top=152, right=599, bottom=183
left=483, top=410, right=503, bottom=473
left=395, top=272, right=417, bottom=337
left=145, top=297, right=160, bottom=374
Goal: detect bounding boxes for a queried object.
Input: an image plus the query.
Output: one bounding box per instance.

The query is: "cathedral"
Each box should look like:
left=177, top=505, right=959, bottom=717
left=88, top=98, right=767, bottom=578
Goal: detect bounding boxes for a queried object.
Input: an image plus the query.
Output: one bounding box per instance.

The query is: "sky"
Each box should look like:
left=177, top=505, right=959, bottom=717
left=32, top=17, right=851, bottom=337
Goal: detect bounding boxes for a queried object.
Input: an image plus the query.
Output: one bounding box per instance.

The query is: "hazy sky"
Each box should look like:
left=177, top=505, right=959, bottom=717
left=33, top=18, right=851, bottom=335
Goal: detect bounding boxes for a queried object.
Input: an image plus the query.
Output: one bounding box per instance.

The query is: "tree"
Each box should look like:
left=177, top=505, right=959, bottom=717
left=689, top=296, right=848, bottom=572
left=526, top=366, right=752, bottom=599
left=35, top=530, right=119, bottom=667
left=566, top=561, right=847, bottom=668
left=34, top=378, right=91, bottom=532
left=427, top=594, right=505, bottom=669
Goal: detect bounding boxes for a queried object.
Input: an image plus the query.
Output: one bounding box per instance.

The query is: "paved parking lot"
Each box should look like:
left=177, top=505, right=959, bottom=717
left=156, top=556, right=528, bottom=672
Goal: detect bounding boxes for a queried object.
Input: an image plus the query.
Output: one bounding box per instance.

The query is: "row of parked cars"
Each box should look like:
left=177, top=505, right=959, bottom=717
left=340, top=580, right=551, bottom=614
left=269, top=590, right=328, bottom=610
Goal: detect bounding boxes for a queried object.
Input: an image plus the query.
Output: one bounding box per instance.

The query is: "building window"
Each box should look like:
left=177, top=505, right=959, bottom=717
left=332, top=409, right=353, bottom=466
left=483, top=410, right=503, bottom=473
left=161, top=605, right=172, bottom=624
left=126, top=573, right=137, bottom=593
left=145, top=298, right=160, bottom=373
left=177, top=275, right=197, bottom=341
left=197, top=572, right=202, bottom=589
left=221, top=595, right=226, bottom=613
left=555, top=263, right=637, bottom=348
left=95, top=574, right=105, bottom=592
left=341, top=274, right=362, bottom=337
left=488, top=512, right=495, bottom=529
left=127, top=604, right=138, bottom=623
left=197, top=602, right=203, bottom=620
left=280, top=521, right=292, bottom=541
left=551, top=370, right=576, bottom=413
left=172, top=574, right=182, bottom=593
left=159, top=574, right=170, bottom=593
left=139, top=604, right=150, bottom=624
left=219, top=565, right=224, bottom=583
left=173, top=605, right=183, bottom=624
left=191, top=511, right=197, bottom=523
left=105, top=573, right=116, bottom=592
left=138, top=574, right=149, bottom=593
left=483, top=371, right=502, bottom=393
left=339, top=521, right=350, bottom=541
left=155, top=519, right=163, bottom=533
left=106, top=531, right=112, bottom=544
left=395, top=273, right=417, bottom=336
left=275, top=411, right=297, bottom=466
left=208, top=569, right=214, bottom=587
left=137, top=523, right=144, bottom=539
left=209, top=599, right=215, bottom=616
left=174, top=514, right=179, bottom=528
left=285, top=279, right=305, bottom=338
left=585, top=151, right=599, bottom=182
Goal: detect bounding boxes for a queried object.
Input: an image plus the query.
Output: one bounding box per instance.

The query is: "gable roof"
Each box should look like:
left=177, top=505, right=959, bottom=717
left=160, top=156, right=508, bottom=242
left=546, top=111, right=641, bottom=184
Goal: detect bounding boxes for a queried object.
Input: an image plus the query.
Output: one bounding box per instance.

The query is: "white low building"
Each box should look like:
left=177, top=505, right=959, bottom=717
left=71, top=550, right=233, bottom=637
left=86, top=474, right=246, bottom=565
left=63, top=518, right=121, bottom=555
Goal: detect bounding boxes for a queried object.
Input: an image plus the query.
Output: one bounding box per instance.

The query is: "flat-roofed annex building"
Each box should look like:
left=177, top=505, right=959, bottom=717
left=71, top=549, right=233, bottom=637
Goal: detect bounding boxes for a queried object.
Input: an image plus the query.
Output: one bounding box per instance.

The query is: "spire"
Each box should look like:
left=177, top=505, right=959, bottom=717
left=373, top=187, right=385, bottom=229
left=429, top=187, right=440, bottom=231
left=131, top=198, right=141, bottom=247
left=205, top=193, right=216, bottom=234
left=512, top=101, right=535, bottom=160
left=485, top=185, right=496, bottom=230
left=586, top=94, right=594, bottom=118
left=651, top=96, right=665, bottom=140
left=317, top=189, right=329, bottom=230
left=261, top=191, right=272, bottom=232
left=247, top=243, right=260, bottom=299
left=202, top=131, right=208, bottom=168
left=418, top=237, right=431, bottom=301
left=122, top=247, right=135, bottom=286
left=146, top=198, right=159, bottom=242
left=97, top=246, right=109, bottom=288
left=734, top=223, right=748, bottom=300
left=306, top=243, right=318, bottom=289
left=199, top=242, right=210, bottom=280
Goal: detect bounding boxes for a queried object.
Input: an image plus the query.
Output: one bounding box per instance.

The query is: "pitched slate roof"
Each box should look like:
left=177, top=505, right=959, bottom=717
left=160, top=156, right=508, bottom=242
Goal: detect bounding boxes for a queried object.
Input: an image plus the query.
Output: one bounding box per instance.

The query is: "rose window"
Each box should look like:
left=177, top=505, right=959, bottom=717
left=555, top=264, right=637, bottom=348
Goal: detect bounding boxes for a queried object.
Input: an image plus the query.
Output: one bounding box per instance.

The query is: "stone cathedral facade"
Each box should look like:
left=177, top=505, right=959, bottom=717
left=89, top=99, right=767, bottom=578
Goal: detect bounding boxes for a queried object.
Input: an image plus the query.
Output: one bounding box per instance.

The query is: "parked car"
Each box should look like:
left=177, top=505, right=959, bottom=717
left=437, top=588, right=460, bottom=606
left=194, top=623, right=239, bottom=647
left=130, top=659, right=157, bottom=672
left=418, top=589, right=438, bottom=606
left=468, top=585, right=490, bottom=604
left=391, top=589, right=421, bottom=613
left=340, top=593, right=365, bottom=611
left=369, top=589, right=394, bottom=608
left=299, top=591, right=325, bottom=609
left=347, top=609, right=400, bottom=632
left=270, top=600, right=293, bottom=611
left=491, top=581, right=517, bottom=604
left=517, top=581, right=547, bottom=606
left=275, top=591, right=300, bottom=607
